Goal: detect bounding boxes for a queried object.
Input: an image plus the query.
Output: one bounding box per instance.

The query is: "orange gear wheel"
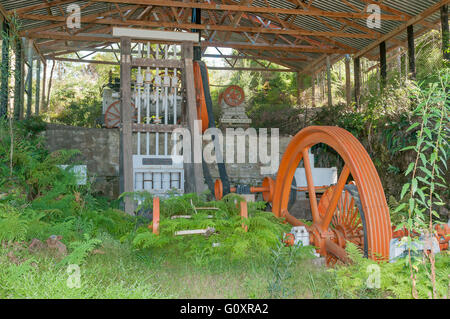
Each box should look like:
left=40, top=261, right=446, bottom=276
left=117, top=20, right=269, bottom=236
left=104, top=101, right=137, bottom=128
left=318, top=182, right=367, bottom=266
left=193, top=62, right=210, bottom=133
left=223, top=85, right=245, bottom=107
left=271, top=126, right=392, bottom=262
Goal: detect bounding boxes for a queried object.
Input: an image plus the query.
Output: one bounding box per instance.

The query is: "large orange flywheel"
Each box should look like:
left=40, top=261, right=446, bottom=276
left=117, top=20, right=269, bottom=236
left=272, top=126, right=392, bottom=261
left=193, top=61, right=210, bottom=133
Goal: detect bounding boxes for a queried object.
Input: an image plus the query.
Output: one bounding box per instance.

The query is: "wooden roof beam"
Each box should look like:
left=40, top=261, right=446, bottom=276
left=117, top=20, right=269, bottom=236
left=88, top=0, right=407, bottom=20
left=18, top=13, right=379, bottom=38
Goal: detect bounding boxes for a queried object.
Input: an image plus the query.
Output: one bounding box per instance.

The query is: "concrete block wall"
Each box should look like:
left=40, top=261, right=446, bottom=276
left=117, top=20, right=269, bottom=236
left=43, top=124, right=296, bottom=199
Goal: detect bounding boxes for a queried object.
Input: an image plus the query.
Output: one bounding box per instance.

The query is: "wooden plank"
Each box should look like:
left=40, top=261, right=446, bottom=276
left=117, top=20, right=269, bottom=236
left=19, top=14, right=379, bottom=39
left=170, top=215, right=214, bottom=219
left=182, top=42, right=205, bottom=195
left=132, top=123, right=183, bottom=133
left=131, top=58, right=184, bottom=69
left=112, top=27, right=199, bottom=42
left=119, top=37, right=134, bottom=215
left=202, top=42, right=352, bottom=54
left=49, top=57, right=119, bottom=65
left=207, top=66, right=295, bottom=72
left=203, top=54, right=308, bottom=62
left=175, top=227, right=216, bottom=236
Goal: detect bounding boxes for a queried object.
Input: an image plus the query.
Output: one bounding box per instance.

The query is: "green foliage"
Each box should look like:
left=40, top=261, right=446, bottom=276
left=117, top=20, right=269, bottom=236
left=396, top=68, right=449, bottom=231
left=131, top=193, right=292, bottom=264
left=267, top=240, right=312, bottom=298
left=390, top=68, right=449, bottom=298
left=0, top=204, right=29, bottom=242
left=45, top=53, right=120, bottom=127
left=334, top=242, right=450, bottom=299
left=210, top=57, right=301, bottom=133
left=59, top=234, right=102, bottom=266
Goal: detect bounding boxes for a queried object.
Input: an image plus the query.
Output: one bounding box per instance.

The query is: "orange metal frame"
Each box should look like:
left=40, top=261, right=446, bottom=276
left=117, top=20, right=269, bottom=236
left=193, top=61, right=209, bottom=133
left=271, top=126, right=392, bottom=261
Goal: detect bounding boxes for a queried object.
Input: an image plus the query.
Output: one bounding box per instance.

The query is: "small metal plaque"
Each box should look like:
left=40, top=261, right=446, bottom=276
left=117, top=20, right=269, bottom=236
left=142, top=158, right=173, bottom=166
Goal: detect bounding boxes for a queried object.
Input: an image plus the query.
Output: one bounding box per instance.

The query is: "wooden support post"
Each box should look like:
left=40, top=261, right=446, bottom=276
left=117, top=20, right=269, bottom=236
left=441, top=5, right=449, bottom=61
left=41, top=60, right=47, bottom=112
left=380, top=41, right=387, bottom=87
left=119, top=37, right=134, bottom=215
left=0, top=20, right=10, bottom=119
left=407, top=25, right=416, bottom=79
left=353, top=57, right=361, bottom=108
left=345, top=55, right=351, bottom=107
left=191, top=8, right=202, bottom=61
left=326, top=55, right=332, bottom=107
left=311, top=73, right=316, bottom=108
left=35, top=59, right=41, bottom=115
left=296, top=71, right=302, bottom=106
left=13, top=39, right=23, bottom=120
left=182, top=42, right=205, bottom=194
left=20, top=39, right=25, bottom=119
left=26, top=39, right=33, bottom=118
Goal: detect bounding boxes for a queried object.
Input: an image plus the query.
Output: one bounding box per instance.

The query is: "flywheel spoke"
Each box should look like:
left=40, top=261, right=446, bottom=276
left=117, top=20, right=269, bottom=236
left=302, top=148, right=320, bottom=222
left=320, top=165, right=350, bottom=231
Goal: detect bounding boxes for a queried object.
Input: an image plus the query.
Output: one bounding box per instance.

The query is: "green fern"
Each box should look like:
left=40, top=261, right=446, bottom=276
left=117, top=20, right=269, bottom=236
left=0, top=204, right=29, bottom=242
left=58, top=233, right=102, bottom=267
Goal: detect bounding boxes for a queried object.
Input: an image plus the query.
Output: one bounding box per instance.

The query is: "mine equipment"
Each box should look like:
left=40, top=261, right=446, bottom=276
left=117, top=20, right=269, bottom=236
left=210, top=126, right=450, bottom=265
left=145, top=46, right=449, bottom=267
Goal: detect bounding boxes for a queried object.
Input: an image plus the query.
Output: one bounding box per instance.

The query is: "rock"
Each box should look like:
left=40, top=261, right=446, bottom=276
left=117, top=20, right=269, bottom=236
left=7, top=251, right=20, bottom=265
left=92, top=249, right=105, bottom=255
left=28, top=238, right=45, bottom=252
left=46, top=235, right=67, bottom=256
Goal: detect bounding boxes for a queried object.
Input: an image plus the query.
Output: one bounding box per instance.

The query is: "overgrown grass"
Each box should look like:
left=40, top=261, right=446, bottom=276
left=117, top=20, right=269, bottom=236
left=0, top=233, right=338, bottom=299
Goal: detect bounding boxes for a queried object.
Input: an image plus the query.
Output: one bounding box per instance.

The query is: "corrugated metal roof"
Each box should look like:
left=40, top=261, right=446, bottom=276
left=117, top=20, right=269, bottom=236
left=0, top=0, right=445, bottom=72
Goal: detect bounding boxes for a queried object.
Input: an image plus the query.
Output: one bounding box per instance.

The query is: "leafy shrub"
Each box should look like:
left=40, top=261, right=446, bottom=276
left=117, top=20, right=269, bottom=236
left=0, top=204, right=29, bottom=242
left=334, top=242, right=450, bottom=299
